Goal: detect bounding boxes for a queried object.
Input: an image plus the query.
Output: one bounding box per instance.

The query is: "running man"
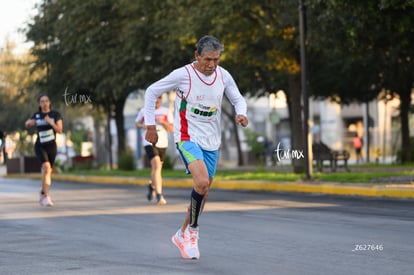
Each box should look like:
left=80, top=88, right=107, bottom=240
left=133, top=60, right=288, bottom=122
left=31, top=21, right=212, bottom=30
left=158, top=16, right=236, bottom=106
left=144, top=35, right=248, bottom=259
left=135, top=95, right=173, bottom=205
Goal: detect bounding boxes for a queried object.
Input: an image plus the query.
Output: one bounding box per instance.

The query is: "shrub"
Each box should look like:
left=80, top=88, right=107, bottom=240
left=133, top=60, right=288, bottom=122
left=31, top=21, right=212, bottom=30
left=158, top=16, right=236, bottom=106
left=244, top=128, right=266, bottom=165
left=395, top=137, right=414, bottom=163
left=72, top=155, right=94, bottom=170
left=162, top=154, right=174, bottom=170
left=118, top=149, right=135, bottom=171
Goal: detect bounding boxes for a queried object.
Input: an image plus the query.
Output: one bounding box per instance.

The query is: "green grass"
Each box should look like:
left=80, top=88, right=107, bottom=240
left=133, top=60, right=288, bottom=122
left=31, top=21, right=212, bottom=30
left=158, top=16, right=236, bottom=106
left=63, top=165, right=414, bottom=184
left=315, top=171, right=414, bottom=183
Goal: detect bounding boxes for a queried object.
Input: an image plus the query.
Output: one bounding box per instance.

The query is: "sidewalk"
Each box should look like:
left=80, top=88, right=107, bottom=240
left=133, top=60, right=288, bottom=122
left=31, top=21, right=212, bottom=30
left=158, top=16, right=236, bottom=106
left=2, top=164, right=414, bottom=199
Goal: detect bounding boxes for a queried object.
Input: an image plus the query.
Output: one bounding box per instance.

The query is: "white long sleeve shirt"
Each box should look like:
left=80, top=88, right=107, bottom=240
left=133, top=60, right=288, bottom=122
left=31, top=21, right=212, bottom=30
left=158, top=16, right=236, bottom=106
left=144, top=63, right=247, bottom=150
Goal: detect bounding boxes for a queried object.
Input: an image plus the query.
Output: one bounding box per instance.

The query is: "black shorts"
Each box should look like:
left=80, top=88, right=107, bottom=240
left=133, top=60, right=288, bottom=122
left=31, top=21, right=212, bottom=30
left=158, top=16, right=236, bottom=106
left=144, top=145, right=167, bottom=162
left=35, top=142, right=57, bottom=166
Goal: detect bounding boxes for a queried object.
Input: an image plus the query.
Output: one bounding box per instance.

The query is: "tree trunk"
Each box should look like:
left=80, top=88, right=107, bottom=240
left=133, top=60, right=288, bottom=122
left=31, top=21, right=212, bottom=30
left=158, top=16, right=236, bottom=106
left=234, top=119, right=244, bottom=166
left=114, top=98, right=127, bottom=158
left=93, top=113, right=106, bottom=168
left=287, top=73, right=305, bottom=173
left=106, top=104, right=113, bottom=170
left=221, top=100, right=244, bottom=166
left=399, top=85, right=411, bottom=163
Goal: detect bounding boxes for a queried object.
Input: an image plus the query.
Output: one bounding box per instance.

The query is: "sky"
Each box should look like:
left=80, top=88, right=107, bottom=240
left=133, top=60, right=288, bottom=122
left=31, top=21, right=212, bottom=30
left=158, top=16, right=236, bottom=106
left=0, top=0, right=40, bottom=53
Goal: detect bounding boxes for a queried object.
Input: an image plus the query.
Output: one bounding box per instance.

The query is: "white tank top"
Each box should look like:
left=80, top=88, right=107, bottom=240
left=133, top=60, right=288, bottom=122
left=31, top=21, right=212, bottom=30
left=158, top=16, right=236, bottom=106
left=174, top=64, right=225, bottom=150
left=136, top=106, right=171, bottom=148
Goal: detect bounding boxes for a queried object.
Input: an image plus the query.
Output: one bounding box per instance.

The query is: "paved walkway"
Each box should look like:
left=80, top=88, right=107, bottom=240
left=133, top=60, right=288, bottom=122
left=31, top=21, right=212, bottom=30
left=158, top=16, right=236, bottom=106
left=2, top=164, right=414, bottom=199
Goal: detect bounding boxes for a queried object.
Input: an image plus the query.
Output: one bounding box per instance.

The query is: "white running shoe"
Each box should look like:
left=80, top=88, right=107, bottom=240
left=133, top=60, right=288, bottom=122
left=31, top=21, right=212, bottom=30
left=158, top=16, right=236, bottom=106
left=172, top=228, right=188, bottom=259
left=156, top=195, right=167, bottom=205
left=39, top=194, right=54, bottom=207
left=184, top=227, right=200, bottom=260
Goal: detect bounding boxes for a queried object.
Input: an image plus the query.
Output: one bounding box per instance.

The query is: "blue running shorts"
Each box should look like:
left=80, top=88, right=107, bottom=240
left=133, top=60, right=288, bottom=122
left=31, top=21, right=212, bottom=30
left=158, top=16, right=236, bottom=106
left=176, top=141, right=219, bottom=178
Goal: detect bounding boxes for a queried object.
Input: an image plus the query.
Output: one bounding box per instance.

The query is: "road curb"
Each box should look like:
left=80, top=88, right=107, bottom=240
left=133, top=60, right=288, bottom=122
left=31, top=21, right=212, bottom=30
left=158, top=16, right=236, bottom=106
left=3, top=173, right=414, bottom=199
left=211, top=180, right=414, bottom=199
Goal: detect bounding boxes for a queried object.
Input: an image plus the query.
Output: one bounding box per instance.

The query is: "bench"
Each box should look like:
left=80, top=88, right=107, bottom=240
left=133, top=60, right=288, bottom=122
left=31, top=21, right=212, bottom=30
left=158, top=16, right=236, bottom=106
left=312, top=142, right=350, bottom=172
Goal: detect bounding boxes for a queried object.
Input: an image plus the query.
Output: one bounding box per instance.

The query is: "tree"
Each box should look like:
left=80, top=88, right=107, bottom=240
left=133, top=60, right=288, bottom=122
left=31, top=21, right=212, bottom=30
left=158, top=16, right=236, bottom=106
left=26, top=0, right=199, bottom=165
left=28, top=0, right=413, bottom=170
left=165, top=0, right=307, bottom=172
left=307, top=0, right=414, bottom=162
left=0, top=40, right=39, bottom=132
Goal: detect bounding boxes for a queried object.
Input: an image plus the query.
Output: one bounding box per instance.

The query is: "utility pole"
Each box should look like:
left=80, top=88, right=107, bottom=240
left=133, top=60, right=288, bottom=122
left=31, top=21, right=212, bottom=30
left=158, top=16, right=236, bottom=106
left=299, top=0, right=312, bottom=179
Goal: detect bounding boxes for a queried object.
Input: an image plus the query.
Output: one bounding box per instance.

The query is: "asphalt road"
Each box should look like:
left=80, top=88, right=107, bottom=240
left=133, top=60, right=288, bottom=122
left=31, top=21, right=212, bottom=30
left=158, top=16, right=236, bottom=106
left=0, top=177, right=413, bottom=275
